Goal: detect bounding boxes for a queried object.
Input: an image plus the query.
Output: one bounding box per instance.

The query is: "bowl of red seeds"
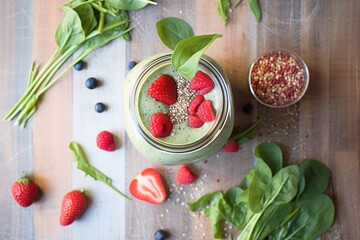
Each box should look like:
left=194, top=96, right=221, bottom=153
left=249, top=50, right=309, bottom=108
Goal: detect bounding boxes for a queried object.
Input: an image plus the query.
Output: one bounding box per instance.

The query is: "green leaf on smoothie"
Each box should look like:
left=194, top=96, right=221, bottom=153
left=156, top=17, right=195, bottom=50
left=172, top=34, right=222, bottom=79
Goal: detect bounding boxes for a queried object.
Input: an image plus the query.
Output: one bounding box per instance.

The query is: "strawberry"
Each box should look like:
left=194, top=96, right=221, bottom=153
left=188, top=95, right=205, bottom=115
left=176, top=165, right=197, bottom=185
left=147, top=74, right=177, bottom=105
left=149, top=112, right=173, bottom=138
left=197, top=100, right=216, bottom=122
left=11, top=176, right=38, bottom=207
left=222, top=140, right=240, bottom=153
left=59, top=190, right=87, bottom=226
left=129, top=168, right=166, bottom=204
left=96, top=130, right=116, bottom=151
left=188, top=115, right=204, bottom=128
left=189, top=71, right=215, bottom=95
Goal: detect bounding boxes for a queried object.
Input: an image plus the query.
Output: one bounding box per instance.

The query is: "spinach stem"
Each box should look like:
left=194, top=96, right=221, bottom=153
left=3, top=50, right=60, bottom=121
left=98, top=12, right=105, bottom=33
left=108, top=184, right=132, bottom=200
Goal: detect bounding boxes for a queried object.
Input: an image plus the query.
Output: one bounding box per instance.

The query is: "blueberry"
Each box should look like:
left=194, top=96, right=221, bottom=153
left=154, top=229, right=169, bottom=240
left=128, top=61, right=137, bottom=70
left=85, top=77, right=98, bottom=89
left=243, top=103, right=253, bottom=114
left=94, top=102, right=106, bottom=113
left=74, top=60, right=85, bottom=71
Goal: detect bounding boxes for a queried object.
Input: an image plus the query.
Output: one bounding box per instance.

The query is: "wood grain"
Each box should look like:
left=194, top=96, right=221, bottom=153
left=0, top=0, right=359, bottom=239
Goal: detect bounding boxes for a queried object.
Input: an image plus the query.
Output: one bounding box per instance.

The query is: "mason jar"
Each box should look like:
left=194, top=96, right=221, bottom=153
left=123, top=53, right=234, bottom=165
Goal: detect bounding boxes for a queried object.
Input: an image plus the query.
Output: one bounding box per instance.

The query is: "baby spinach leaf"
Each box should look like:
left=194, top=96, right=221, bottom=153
left=228, top=119, right=261, bottom=144
left=247, top=0, right=261, bottom=22
left=239, top=168, right=255, bottom=189
left=188, top=191, right=223, bottom=212
left=55, top=6, right=86, bottom=53
left=297, top=159, right=330, bottom=199
left=270, top=194, right=335, bottom=240
left=172, top=34, right=222, bottom=79
left=106, top=0, right=156, bottom=10
left=254, top=142, right=283, bottom=175
left=224, top=188, right=254, bottom=229
left=156, top=17, right=194, bottom=50
left=252, top=203, right=297, bottom=240
left=248, top=159, right=272, bottom=213
left=69, top=141, right=131, bottom=200
left=73, top=2, right=98, bottom=35
left=217, top=0, right=231, bottom=24
left=261, top=165, right=300, bottom=209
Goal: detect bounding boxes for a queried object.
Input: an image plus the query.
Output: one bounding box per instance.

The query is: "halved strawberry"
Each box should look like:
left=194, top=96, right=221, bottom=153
left=188, top=95, right=205, bottom=115
left=197, top=100, right=216, bottom=122
left=149, top=113, right=173, bottom=138
left=189, top=71, right=215, bottom=95
left=147, top=74, right=177, bottom=105
left=188, top=115, right=204, bottom=128
left=129, top=168, right=167, bottom=204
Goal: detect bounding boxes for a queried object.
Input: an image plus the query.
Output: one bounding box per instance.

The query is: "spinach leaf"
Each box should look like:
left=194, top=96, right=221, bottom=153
left=73, top=2, right=98, bottom=35
left=270, top=194, right=335, bottom=240
left=55, top=6, right=86, bottom=53
left=262, top=165, right=300, bottom=209
left=239, top=168, right=255, bottom=189
left=297, top=159, right=330, bottom=199
left=172, top=34, right=222, bottom=79
left=217, top=0, right=231, bottom=24
left=247, top=0, right=261, bottom=22
left=228, top=119, right=261, bottom=144
left=254, top=142, right=283, bottom=175
left=252, top=203, right=297, bottom=240
left=69, top=142, right=131, bottom=200
left=106, top=0, right=156, bottom=10
left=156, top=17, right=194, bottom=50
left=224, top=188, right=253, bottom=229
left=188, top=191, right=223, bottom=212
left=248, top=159, right=272, bottom=213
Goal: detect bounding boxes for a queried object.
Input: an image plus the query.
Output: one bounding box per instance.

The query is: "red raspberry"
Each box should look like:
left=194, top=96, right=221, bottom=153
left=147, top=74, right=177, bottom=105
left=149, top=113, right=173, bottom=138
left=189, top=71, right=215, bottom=95
left=188, top=95, right=205, bottom=115
left=176, top=165, right=197, bottom=185
left=188, top=115, right=204, bottom=128
left=96, top=131, right=116, bottom=151
left=222, top=141, right=240, bottom=153
left=197, top=100, right=216, bottom=122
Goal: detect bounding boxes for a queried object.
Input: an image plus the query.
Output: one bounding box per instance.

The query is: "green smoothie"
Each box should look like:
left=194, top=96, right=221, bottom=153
left=123, top=53, right=234, bottom=164
left=137, top=64, right=218, bottom=145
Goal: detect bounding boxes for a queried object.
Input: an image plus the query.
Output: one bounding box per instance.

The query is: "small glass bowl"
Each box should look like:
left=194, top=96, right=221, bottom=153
left=248, top=50, right=309, bottom=108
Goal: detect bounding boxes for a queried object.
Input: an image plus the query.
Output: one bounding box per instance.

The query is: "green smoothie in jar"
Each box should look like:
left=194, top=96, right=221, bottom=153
left=123, top=53, right=233, bottom=164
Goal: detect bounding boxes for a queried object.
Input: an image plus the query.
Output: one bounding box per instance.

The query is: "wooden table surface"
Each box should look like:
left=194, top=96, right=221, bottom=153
left=1, top=1, right=359, bottom=239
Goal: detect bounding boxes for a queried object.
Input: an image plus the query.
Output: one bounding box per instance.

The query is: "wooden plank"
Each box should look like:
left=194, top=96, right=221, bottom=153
left=0, top=1, right=34, bottom=239
left=31, top=0, right=73, bottom=239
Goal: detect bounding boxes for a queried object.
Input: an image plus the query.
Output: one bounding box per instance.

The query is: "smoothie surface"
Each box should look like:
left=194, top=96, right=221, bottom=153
left=137, top=64, right=218, bottom=145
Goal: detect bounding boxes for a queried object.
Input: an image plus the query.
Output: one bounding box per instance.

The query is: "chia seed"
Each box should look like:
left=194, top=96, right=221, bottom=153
left=168, top=76, right=197, bottom=124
